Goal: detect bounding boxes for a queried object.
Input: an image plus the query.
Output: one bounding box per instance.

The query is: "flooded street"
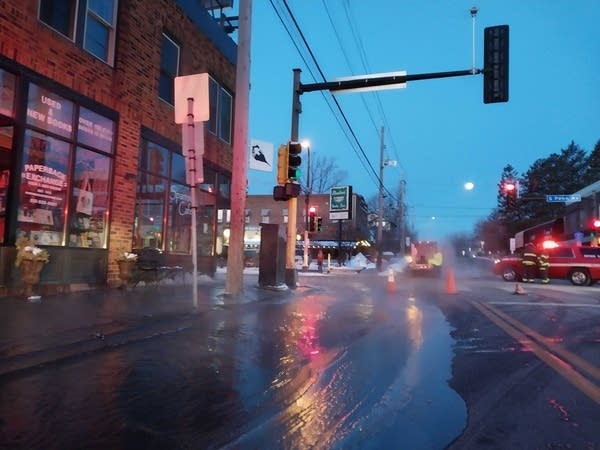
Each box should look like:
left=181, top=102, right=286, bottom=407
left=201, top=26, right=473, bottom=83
left=0, top=273, right=465, bottom=449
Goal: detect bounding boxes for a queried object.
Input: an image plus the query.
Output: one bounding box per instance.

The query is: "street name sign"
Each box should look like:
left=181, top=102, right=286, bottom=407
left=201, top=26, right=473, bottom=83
left=546, top=194, right=581, bottom=203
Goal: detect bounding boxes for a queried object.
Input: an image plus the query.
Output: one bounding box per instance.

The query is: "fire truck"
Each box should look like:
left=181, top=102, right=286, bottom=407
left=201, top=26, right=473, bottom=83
left=408, top=241, right=443, bottom=275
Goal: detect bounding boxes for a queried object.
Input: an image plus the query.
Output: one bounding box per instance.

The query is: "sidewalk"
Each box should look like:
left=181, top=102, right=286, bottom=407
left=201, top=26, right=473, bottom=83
left=0, top=263, right=367, bottom=377
left=0, top=271, right=289, bottom=377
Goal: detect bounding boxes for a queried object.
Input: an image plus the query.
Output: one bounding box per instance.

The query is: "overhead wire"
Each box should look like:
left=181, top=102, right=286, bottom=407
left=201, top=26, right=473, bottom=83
left=273, top=0, right=385, bottom=190
left=267, top=0, right=381, bottom=186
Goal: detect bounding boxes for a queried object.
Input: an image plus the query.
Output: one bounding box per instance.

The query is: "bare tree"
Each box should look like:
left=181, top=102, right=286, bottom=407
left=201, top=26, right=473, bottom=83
left=302, top=154, right=347, bottom=194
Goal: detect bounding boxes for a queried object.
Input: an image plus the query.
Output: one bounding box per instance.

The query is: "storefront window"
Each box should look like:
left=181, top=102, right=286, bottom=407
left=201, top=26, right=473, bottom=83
left=198, top=187, right=215, bottom=256
left=197, top=166, right=216, bottom=256
left=0, top=126, right=13, bottom=243
left=134, top=135, right=229, bottom=257
left=0, top=69, right=16, bottom=118
left=167, top=183, right=191, bottom=254
left=17, top=130, right=69, bottom=246
left=68, top=147, right=111, bottom=248
left=15, top=82, right=115, bottom=248
left=134, top=171, right=166, bottom=250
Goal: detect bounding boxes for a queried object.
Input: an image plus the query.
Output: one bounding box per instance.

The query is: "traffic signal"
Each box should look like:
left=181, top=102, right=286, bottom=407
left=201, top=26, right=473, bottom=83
left=483, top=25, right=509, bottom=104
left=276, top=144, right=288, bottom=185
left=308, top=206, right=316, bottom=232
left=502, top=179, right=518, bottom=207
left=316, top=217, right=322, bottom=232
left=287, top=141, right=302, bottom=182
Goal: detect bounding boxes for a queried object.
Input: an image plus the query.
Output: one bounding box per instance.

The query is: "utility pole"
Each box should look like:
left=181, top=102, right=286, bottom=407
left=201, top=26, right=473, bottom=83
left=225, top=0, right=251, bottom=296
left=376, top=126, right=385, bottom=272
left=400, top=179, right=406, bottom=255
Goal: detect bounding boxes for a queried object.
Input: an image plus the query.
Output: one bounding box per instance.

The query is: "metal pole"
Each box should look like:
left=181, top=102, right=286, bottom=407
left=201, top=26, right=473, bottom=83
left=470, top=7, right=478, bottom=74
left=186, top=98, right=198, bottom=307
left=338, top=220, right=342, bottom=266
left=376, top=126, right=385, bottom=271
left=400, top=179, right=406, bottom=255
left=303, top=145, right=310, bottom=270
left=286, top=68, right=301, bottom=288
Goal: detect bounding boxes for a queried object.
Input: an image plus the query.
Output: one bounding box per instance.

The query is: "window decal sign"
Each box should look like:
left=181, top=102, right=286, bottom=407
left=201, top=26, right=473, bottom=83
left=26, top=83, right=74, bottom=138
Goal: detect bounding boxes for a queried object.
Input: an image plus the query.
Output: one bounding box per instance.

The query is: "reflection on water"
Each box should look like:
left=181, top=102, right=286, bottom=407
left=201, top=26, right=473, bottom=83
left=0, top=278, right=465, bottom=449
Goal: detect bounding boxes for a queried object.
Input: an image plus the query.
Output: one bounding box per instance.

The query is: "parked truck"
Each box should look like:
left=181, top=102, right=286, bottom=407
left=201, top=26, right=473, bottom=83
left=408, top=241, right=443, bottom=276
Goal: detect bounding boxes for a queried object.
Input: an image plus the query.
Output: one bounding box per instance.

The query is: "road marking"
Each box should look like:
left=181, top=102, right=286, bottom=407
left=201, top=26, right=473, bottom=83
left=483, top=302, right=600, bottom=382
left=490, top=301, right=600, bottom=308
left=470, top=300, right=600, bottom=405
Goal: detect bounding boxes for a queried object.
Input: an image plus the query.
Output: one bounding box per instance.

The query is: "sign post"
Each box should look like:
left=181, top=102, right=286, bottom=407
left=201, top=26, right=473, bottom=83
left=174, top=73, right=209, bottom=308
left=329, top=186, right=352, bottom=265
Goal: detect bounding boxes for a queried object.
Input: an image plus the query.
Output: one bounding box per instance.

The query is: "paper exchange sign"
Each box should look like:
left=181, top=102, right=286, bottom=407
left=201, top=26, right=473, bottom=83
left=329, top=185, right=353, bottom=220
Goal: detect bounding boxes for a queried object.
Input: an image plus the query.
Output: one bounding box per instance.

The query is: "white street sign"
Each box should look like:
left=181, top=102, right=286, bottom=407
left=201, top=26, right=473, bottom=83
left=249, top=139, right=273, bottom=172
left=174, top=73, right=209, bottom=124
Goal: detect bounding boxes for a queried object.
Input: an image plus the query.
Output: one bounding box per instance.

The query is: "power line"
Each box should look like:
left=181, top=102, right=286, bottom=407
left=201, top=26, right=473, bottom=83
left=272, top=0, right=392, bottom=197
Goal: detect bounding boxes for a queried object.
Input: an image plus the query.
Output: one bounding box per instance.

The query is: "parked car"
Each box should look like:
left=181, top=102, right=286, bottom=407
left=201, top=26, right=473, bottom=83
left=493, top=244, right=600, bottom=286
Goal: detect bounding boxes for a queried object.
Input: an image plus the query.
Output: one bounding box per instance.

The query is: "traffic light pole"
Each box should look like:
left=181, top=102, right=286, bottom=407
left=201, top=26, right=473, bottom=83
left=298, top=69, right=480, bottom=95
left=285, top=68, right=302, bottom=288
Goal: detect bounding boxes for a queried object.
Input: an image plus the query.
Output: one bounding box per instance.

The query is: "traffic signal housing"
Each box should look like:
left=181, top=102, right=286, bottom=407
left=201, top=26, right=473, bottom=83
left=308, top=206, right=316, bottom=232
left=316, top=217, right=323, bottom=232
left=276, top=144, right=288, bottom=185
left=287, top=141, right=302, bottom=181
left=274, top=142, right=302, bottom=201
left=483, top=25, right=509, bottom=104
left=502, top=179, right=518, bottom=207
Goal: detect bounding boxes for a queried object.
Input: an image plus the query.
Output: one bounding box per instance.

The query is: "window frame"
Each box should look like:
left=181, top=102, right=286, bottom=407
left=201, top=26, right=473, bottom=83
left=207, top=76, right=233, bottom=145
left=158, top=32, right=180, bottom=106
left=38, top=0, right=119, bottom=66
left=83, top=0, right=118, bottom=65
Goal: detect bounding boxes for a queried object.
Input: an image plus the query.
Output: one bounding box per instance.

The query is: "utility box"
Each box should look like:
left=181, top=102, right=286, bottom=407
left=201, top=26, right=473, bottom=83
left=258, top=223, right=286, bottom=288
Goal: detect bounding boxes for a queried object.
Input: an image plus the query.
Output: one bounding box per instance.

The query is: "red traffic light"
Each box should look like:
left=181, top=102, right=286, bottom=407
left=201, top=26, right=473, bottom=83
left=309, top=206, right=316, bottom=215
left=593, top=219, right=600, bottom=228
left=503, top=182, right=516, bottom=192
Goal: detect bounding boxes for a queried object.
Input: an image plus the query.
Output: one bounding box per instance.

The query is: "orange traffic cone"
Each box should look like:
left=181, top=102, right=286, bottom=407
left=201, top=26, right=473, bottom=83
left=445, top=267, right=457, bottom=294
left=386, top=268, right=397, bottom=293
left=513, top=282, right=526, bottom=295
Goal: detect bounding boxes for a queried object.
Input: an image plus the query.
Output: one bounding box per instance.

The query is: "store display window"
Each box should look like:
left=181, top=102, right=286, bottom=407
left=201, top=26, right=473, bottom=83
left=15, top=82, right=115, bottom=248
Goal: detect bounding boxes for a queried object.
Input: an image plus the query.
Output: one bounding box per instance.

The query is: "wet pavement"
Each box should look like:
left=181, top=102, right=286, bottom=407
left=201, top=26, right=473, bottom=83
left=0, top=270, right=466, bottom=449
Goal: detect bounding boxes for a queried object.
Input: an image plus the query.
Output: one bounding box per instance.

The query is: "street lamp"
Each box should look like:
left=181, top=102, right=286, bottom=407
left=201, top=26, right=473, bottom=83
left=301, top=140, right=311, bottom=270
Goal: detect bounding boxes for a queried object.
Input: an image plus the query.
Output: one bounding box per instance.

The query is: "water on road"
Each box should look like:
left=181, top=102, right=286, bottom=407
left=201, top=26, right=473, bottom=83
left=0, top=273, right=465, bottom=449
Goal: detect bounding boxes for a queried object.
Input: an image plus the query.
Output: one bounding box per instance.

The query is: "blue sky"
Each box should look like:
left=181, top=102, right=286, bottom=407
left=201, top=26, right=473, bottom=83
left=242, top=1, right=599, bottom=241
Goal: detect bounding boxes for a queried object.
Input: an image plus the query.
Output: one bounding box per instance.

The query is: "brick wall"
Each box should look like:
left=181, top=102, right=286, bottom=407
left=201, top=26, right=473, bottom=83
left=0, top=0, right=235, bottom=283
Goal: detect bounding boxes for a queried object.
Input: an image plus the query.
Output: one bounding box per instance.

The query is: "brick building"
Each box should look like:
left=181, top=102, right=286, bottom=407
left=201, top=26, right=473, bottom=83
left=0, top=0, right=236, bottom=294
left=243, top=193, right=372, bottom=259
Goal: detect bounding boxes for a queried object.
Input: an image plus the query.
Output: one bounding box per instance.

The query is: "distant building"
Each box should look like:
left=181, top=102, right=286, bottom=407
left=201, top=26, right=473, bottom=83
left=243, top=193, right=371, bottom=258
left=0, top=0, right=236, bottom=294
